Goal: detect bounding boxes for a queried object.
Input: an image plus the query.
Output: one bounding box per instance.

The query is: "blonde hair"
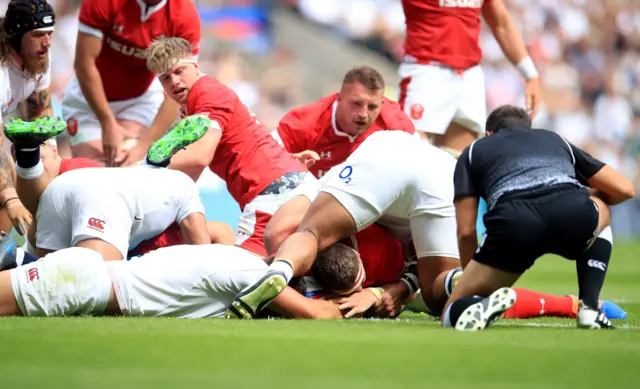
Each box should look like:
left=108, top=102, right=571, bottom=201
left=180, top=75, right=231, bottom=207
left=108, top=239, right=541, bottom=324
left=146, top=37, right=193, bottom=75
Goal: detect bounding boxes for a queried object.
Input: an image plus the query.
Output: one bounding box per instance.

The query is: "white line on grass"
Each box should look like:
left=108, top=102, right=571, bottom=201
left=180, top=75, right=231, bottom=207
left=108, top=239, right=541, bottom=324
left=495, top=321, right=640, bottom=330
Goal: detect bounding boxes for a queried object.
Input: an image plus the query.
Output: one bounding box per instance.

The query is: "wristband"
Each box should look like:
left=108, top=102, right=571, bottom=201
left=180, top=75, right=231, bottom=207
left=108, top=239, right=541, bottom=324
left=400, top=260, right=419, bottom=295
left=3, top=197, right=19, bottom=208
left=515, top=56, right=539, bottom=80
left=367, top=287, right=384, bottom=299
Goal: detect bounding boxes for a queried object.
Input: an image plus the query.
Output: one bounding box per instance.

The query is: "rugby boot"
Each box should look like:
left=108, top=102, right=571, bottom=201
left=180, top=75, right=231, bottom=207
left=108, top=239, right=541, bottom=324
left=146, top=115, right=211, bottom=166
left=4, top=117, right=66, bottom=147
left=455, top=287, right=517, bottom=331
left=225, top=271, right=288, bottom=319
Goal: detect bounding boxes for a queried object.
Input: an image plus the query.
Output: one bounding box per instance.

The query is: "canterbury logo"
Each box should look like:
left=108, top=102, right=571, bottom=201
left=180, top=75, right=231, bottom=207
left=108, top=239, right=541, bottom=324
left=27, top=268, right=39, bottom=282
left=42, top=16, right=53, bottom=24
left=87, top=217, right=106, bottom=232
left=587, top=259, right=607, bottom=271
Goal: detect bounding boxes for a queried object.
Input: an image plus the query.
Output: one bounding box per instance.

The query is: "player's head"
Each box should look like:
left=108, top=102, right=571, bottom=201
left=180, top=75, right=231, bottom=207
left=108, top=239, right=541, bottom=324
left=312, top=243, right=366, bottom=295
left=0, top=0, right=54, bottom=77
left=336, top=66, right=385, bottom=137
left=147, top=37, right=199, bottom=104
left=485, top=105, right=532, bottom=136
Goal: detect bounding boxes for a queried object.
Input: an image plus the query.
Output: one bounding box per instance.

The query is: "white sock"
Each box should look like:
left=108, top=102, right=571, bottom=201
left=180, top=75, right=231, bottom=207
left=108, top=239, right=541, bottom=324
left=16, top=160, right=44, bottom=180
left=15, top=247, right=25, bottom=267
left=269, top=260, right=293, bottom=283
left=442, top=304, right=454, bottom=328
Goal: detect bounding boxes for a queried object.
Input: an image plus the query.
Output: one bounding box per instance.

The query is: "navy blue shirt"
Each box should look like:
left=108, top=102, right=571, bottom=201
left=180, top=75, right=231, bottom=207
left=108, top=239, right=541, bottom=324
left=454, top=128, right=605, bottom=209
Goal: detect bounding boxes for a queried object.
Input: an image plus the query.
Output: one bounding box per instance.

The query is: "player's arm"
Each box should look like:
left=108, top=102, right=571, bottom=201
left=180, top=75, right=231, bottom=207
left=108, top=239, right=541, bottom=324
left=263, top=194, right=312, bottom=255
left=168, top=122, right=221, bottom=181
left=482, top=0, right=540, bottom=117
left=21, top=87, right=53, bottom=120
left=268, top=286, right=343, bottom=319
left=176, top=176, right=211, bottom=245
left=453, top=148, right=480, bottom=268
left=569, top=143, right=635, bottom=205
left=0, top=132, right=18, bottom=206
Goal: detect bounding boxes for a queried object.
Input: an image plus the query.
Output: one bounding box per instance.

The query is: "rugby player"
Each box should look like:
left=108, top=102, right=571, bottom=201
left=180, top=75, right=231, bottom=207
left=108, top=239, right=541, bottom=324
left=0, top=243, right=354, bottom=319
left=272, top=66, right=415, bottom=178
left=227, top=130, right=461, bottom=319
left=64, top=0, right=201, bottom=165
left=444, top=105, right=635, bottom=331
left=141, top=37, right=316, bottom=257
left=398, top=0, right=540, bottom=157
left=0, top=0, right=57, bottom=235
left=3, top=115, right=212, bottom=261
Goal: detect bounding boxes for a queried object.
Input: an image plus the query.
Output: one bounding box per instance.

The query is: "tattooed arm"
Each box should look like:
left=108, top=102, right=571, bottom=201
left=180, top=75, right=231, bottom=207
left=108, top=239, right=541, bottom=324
left=0, top=131, right=18, bottom=205
left=20, top=88, right=53, bottom=120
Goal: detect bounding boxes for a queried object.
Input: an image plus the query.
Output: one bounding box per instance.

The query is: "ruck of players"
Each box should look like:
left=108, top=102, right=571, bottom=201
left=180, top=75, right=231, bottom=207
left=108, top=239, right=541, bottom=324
left=0, top=0, right=633, bottom=331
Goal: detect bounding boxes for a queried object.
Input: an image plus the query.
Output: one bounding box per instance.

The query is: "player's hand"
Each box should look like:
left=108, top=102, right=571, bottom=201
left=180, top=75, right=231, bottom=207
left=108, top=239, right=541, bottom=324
left=118, top=143, right=149, bottom=167
left=525, top=77, right=541, bottom=119
left=292, top=150, right=320, bottom=168
left=5, top=198, right=32, bottom=236
left=373, top=282, right=409, bottom=318
left=336, top=289, right=381, bottom=318
left=102, top=121, right=126, bottom=167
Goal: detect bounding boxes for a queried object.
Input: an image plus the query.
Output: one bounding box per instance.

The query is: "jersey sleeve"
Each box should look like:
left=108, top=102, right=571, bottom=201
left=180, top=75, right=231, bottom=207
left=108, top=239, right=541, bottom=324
left=275, top=111, right=309, bottom=153
left=78, top=0, right=112, bottom=39
left=570, top=143, right=606, bottom=183
left=186, top=81, right=235, bottom=132
left=174, top=1, right=202, bottom=59
left=454, top=146, right=479, bottom=200
left=174, top=173, right=206, bottom=223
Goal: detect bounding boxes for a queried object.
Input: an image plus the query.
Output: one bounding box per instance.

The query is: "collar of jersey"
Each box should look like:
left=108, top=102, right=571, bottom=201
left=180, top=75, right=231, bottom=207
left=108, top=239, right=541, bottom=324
left=330, top=100, right=358, bottom=143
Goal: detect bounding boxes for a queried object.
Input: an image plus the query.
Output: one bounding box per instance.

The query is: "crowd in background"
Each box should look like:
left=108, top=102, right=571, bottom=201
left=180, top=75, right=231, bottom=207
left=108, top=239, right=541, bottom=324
left=2, top=0, right=640, bottom=236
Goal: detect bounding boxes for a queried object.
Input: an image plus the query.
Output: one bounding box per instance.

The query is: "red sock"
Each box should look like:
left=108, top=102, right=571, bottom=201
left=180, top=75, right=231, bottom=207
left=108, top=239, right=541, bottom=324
left=503, top=288, right=579, bottom=319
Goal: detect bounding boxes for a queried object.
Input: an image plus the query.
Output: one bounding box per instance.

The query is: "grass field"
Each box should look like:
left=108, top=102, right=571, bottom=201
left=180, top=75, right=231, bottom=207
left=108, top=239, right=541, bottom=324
left=1, top=242, right=639, bottom=389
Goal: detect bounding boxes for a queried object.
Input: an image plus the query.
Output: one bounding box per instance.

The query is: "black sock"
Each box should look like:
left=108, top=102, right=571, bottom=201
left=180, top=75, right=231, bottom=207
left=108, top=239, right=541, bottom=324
left=445, top=295, right=483, bottom=327
left=145, top=155, right=170, bottom=168
left=576, top=228, right=612, bottom=310
left=15, top=146, right=41, bottom=169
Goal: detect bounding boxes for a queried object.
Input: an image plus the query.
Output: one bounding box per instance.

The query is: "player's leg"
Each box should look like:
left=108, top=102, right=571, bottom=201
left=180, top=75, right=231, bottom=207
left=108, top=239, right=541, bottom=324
left=398, top=63, right=456, bottom=145
left=1, top=247, right=116, bottom=317
left=4, top=117, right=67, bottom=216
left=227, top=191, right=359, bottom=319
left=433, top=65, right=487, bottom=157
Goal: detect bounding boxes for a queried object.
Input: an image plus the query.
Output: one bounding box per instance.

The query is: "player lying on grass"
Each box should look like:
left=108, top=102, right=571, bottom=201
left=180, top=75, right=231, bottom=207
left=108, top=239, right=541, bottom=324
left=443, top=105, right=635, bottom=331
left=226, top=130, right=462, bottom=319
left=0, top=243, right=357, bottom=319
left=2, top=115, right=211, bottom=261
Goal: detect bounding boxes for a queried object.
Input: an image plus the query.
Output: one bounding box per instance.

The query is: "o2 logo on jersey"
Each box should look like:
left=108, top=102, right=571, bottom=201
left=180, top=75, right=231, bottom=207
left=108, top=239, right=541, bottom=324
left=339, top=165, right=353, bottom=184
left=439, top=0, right=483, bottom=8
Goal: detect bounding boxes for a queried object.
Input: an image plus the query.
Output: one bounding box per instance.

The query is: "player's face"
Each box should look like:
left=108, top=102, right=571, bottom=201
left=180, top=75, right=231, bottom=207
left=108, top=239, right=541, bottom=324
left=159, top=62, right=200, bottom=104
left=337, top=82, right=384, bottom=136
left=20, top=30, right=52, bottom=76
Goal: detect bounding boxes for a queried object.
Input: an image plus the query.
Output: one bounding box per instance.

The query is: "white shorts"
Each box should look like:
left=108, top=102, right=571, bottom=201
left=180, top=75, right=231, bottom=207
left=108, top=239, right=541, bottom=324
left=320, top=131, right=459, bottom=259
left=61, top=76, right=165, bottom=146
left=36, top=170, right=133, bottom=258
left=10, top=247, right=112, bottom=316
left=109, top=244, right=268, bottom=318
left=235, top=173, right=320, bottom=256
left=398, top=63, right=486, bottom=135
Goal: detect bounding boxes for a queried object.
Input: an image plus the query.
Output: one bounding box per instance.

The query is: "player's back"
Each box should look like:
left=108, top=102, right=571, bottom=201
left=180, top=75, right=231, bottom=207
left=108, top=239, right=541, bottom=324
left=462, top=128, right=581, bottom=209
left=110, top=244, right=267, bottom=318
left=402, top=0, right=485, bottom=69
left=188, top=76, right=304, bottom=208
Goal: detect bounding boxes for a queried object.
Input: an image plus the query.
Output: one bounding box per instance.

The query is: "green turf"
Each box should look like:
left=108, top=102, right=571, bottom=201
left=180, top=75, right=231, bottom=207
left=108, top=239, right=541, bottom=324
left=1, top=242, right=639, bottom=389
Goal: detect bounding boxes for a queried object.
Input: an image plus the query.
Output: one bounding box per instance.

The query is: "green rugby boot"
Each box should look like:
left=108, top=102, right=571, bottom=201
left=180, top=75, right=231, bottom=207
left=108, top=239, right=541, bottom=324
left=4, top=117, right=66, bottom=147
left=146, top=115, right=211, bottom=166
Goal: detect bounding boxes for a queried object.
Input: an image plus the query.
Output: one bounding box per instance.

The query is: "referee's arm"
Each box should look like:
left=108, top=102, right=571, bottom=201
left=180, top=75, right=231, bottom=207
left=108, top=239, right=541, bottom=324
left=453, top=148, right=480, bottom=269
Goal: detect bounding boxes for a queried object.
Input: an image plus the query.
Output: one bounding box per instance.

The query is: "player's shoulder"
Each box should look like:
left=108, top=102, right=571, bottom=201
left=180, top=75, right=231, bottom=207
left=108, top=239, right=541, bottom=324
left=380, top=97, right=415, bottom=132
left=80, top=0, right=117, bottom=15
left=167, top=0, right=201, bottom=30
left=280, top=94, right=336, bottom=131
left=188, top=76, right=238, bottom=108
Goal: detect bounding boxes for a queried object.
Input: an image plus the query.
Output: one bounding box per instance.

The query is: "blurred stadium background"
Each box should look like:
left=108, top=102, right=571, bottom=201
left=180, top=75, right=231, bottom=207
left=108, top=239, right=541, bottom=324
left=9, top=0, right=640, bottom=238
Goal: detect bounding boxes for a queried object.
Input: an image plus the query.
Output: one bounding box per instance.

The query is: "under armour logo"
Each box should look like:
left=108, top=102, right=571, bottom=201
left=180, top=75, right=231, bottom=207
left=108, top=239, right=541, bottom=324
left=319, top=151, right=332, bottom=159
left=87, top=217, right=106, bottom=232
left=587, top=259, right=607, bottom=271
left=112, top=25, right=124, bottom=33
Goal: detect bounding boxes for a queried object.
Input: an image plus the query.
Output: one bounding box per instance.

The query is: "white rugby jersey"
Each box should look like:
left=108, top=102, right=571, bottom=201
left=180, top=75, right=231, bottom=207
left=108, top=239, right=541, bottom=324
left=0, top=58, right=51, bottom=119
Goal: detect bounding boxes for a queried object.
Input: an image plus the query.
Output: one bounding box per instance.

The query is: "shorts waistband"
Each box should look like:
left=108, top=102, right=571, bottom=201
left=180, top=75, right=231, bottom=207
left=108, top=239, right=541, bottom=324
left=259, top=172, right=307, bottom=196
left=499, top=183, right=583, bottom=202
